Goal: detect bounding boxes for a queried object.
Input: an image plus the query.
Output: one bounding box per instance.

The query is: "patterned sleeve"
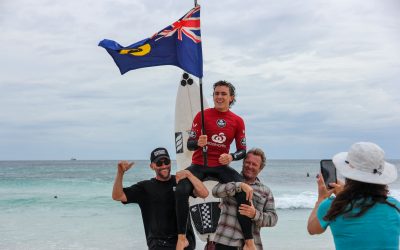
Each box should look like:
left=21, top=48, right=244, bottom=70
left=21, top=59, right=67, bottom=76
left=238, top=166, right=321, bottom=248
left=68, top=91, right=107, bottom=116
left=235, top=116, right=246, bottom=151
left=188, top=111, right=201, bottom=142
left=212, top=182, right=242, bottom=198
left=253, top=187, right=278, bottom=227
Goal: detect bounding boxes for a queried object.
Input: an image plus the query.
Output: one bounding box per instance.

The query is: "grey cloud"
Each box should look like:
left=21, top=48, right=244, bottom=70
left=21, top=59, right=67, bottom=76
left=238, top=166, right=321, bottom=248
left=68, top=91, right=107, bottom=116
left=0, top=0, right=399, bottom=159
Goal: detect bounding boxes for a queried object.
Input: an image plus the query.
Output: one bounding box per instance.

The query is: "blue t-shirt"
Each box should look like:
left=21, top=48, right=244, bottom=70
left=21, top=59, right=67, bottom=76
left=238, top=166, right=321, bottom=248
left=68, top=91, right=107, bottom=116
left=317, top=196, right=400, bottom=250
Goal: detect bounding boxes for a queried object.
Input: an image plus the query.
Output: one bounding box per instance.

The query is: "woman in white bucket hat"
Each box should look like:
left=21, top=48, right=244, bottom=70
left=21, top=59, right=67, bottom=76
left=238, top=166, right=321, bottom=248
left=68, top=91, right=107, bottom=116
left=307, top=142, right=400, bottom=250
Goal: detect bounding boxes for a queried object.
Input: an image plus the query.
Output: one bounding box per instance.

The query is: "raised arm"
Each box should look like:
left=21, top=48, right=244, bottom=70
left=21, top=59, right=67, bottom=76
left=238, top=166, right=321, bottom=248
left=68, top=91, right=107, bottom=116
left=307, top=174, right=337, bottom=234
left=112, top=161, right=134, bottom=202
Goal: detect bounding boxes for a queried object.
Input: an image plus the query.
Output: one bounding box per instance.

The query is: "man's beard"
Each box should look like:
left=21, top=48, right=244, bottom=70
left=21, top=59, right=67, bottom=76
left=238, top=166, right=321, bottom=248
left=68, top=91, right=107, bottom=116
left=157, top=168, right=171, bottom=180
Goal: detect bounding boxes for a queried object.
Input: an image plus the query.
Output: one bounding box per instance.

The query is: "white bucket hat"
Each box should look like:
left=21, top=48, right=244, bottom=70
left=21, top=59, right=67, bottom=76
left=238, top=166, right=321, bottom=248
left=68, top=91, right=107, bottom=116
left=332, top=142, right=398, bottom=185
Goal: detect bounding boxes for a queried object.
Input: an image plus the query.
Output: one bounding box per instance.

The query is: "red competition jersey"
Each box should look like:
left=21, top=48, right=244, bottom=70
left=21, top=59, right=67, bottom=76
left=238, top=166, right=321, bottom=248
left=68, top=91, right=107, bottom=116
left=189, top=108, right=246, bottom=167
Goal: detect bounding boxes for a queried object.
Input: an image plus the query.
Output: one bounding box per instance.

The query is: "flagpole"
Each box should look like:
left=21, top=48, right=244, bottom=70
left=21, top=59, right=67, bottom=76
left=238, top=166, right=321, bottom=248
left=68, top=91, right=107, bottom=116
left=194, top=0, right=208, bottom=168
left=199, top=78, right=208, bottom=167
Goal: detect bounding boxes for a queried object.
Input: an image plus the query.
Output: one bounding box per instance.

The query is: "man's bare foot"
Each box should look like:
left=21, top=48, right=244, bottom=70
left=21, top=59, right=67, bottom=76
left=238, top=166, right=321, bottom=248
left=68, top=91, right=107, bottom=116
left=176, top=234, right=188, bottom=250
left=243, top=239, right=256, bottom=250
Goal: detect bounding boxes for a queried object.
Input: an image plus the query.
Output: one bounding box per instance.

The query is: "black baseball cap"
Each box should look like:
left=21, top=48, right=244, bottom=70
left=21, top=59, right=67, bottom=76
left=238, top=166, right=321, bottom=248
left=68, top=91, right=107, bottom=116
left=150, top=147, right=170, bottom=163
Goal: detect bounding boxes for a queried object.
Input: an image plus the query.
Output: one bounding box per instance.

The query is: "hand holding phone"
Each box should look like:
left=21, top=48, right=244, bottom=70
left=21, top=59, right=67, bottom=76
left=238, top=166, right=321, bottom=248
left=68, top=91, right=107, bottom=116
left=320, top=160, right=337, bottom=189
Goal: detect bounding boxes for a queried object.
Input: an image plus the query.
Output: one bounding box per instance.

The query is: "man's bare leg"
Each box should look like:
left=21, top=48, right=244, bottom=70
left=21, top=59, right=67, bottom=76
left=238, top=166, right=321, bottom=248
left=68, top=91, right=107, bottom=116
left=176, top=234, right=188, bottom=250
left=243, top=239, right=256, bottom=250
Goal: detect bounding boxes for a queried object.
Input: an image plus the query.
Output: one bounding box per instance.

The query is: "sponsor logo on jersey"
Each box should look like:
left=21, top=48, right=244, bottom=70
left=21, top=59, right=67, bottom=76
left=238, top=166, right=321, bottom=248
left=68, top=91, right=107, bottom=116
left=241, top=138, right=246, bottom=146
left=208, top=142, right=227, bottom=148
left=189, top=130, right=197, bottom=138
left=211, top=133, right=226, bottom=144
left=216, top=119, right=226, bottom=128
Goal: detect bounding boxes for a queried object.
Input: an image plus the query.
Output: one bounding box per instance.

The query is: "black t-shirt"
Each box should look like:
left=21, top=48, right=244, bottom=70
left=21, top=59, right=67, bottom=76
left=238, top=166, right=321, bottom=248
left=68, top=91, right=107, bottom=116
left=123, top=175, right=195, bottom=250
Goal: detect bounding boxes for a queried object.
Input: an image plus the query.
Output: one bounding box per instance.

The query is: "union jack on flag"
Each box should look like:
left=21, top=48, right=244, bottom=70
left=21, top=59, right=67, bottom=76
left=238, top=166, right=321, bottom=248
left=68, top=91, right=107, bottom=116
left=99, top=5, right=203, bottom=78
left=155, top=5, right=201, bottom=43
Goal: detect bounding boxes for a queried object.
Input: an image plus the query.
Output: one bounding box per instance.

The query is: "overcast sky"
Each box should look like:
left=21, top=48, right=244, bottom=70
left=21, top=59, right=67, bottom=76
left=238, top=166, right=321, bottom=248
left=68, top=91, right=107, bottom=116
left=1, top=0, right=399, bottom=160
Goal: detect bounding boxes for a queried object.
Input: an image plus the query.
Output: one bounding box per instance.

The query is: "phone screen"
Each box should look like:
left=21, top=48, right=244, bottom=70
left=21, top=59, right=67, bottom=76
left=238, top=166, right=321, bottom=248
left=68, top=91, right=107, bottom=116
left=320, top=160, right=337, bottom=189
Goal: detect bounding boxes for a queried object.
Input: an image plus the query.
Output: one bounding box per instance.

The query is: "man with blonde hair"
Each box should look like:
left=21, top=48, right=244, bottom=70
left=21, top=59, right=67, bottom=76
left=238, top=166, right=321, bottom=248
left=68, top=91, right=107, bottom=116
left=212, top=148, right=278, bottom=250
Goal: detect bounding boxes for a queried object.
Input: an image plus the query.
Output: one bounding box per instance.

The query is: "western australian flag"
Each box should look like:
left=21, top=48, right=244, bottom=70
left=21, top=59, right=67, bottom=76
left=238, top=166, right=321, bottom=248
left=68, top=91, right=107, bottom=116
left=99, top=5, right=203, bottom=78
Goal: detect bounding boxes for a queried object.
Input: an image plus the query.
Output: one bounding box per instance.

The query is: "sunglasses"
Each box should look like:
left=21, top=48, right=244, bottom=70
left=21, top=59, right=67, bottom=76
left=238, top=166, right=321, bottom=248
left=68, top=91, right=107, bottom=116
left=155, top=158, right=170, bottom=167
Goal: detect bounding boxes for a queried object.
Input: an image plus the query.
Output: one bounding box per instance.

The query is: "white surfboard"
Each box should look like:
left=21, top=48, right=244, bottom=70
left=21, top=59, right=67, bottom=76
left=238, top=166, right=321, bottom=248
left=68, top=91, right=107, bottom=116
left=174, top=72, right=220, bottom=242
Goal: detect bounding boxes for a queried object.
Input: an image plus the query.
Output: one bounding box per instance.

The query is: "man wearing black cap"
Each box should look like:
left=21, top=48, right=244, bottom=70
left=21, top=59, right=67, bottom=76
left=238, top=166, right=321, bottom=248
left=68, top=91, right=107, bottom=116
left=112, top=147, right=208, bottom=250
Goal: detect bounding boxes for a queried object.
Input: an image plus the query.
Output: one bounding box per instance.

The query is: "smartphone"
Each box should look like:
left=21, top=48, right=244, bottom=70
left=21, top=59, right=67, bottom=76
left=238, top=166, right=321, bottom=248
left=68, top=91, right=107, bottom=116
left=320, top=159, right=337, bottom=189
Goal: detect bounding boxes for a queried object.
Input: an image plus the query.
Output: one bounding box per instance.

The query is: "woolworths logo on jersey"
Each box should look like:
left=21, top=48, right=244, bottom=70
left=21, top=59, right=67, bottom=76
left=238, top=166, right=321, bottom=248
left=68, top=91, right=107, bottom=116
left=211, top=133, right=226, bottom=144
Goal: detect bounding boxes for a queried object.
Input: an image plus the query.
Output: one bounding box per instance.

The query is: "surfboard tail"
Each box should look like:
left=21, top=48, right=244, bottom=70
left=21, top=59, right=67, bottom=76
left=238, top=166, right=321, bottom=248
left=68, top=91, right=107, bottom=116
left=189, top=202, right=221, bottom=235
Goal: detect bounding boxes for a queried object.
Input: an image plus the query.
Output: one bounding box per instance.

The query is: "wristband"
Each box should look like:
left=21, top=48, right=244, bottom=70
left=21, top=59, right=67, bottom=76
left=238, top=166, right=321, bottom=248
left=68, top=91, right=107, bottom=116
left=230, top=149, right=246, bottom=161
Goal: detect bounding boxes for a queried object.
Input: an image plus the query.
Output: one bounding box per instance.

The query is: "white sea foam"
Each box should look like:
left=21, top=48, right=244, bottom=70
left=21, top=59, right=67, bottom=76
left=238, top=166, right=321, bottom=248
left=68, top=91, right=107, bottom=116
left=275, top=191, right=317, bottom=209
left=389, top=189, right=400, bottom=200
left=275, top=189, right=400, bottom=210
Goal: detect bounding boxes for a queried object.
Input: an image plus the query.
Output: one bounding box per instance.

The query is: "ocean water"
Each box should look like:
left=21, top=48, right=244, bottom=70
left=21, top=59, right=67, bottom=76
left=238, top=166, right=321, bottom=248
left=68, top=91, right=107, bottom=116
left=1, top=160, right=399, bottom=250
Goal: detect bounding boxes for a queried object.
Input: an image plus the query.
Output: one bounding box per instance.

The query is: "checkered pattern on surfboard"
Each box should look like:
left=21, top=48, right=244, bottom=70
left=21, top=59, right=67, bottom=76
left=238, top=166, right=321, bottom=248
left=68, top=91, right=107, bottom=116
left=189, top=202, right=220, bottom=234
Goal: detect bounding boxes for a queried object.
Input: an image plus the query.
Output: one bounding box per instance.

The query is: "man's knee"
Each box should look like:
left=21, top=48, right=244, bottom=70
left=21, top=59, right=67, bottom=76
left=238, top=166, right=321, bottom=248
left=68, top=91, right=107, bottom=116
left=235, top=192, right=246, bottom=203
left=175, top=179, right=193, bottom=197
left=234, top=191, right=248, bottom=205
